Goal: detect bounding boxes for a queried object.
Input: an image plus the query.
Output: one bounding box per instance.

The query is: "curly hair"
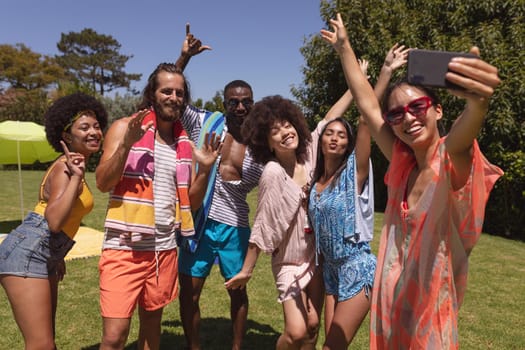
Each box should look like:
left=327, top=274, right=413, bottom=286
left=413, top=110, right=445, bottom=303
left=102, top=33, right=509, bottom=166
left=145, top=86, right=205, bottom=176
left=241, top=95, right=311, bottom=164
left=44, top=93, right=108, bottom=152
left=311, top=117, right=355, bottom=189
left=137, top=62, right=191, bottom=110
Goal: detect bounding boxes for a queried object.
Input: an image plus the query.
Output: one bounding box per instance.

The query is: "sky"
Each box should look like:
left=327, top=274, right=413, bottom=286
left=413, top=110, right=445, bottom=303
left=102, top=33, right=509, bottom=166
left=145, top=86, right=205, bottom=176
left=0, top=0, right=327, bottom=102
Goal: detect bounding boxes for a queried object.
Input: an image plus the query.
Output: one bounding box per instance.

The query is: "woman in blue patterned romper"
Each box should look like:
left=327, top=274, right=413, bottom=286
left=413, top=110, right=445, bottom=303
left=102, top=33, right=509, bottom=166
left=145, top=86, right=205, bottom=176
left=308, top=115, right=375, bottom=348
left=308, top=44, right=409, bottom=349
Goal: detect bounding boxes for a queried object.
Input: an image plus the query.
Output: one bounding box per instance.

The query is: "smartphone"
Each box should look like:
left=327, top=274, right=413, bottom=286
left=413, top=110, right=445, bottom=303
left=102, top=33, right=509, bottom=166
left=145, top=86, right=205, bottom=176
left=407, top=49, right=476, bottom=89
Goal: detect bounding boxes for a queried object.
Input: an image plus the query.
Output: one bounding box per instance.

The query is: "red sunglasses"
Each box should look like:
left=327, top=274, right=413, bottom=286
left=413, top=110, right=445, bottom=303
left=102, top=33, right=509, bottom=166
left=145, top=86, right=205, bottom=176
left=383, top=96, right=434, bottom=126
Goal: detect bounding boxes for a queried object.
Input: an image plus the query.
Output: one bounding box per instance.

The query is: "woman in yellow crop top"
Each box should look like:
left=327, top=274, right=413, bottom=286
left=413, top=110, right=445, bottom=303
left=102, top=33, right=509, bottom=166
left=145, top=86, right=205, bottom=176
left=0, top=93, right=108, bottom=349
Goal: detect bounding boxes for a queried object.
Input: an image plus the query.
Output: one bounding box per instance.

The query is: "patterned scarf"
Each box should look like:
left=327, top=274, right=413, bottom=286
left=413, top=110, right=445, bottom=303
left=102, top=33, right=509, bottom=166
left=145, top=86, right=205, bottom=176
left=104, top=109, right=194, bottom=237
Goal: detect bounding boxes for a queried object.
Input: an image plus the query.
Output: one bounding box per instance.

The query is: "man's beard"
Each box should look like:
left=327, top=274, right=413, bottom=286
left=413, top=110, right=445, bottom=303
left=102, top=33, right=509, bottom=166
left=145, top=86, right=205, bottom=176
left=154, top=102, right=185, bottom=122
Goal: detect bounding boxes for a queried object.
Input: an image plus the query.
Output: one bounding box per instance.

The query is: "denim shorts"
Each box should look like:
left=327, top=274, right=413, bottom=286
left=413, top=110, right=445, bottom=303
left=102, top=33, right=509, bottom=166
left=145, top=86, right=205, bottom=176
left=323, top=241, right=376, bottom=302
left=0, top=212, right=75, bottom=278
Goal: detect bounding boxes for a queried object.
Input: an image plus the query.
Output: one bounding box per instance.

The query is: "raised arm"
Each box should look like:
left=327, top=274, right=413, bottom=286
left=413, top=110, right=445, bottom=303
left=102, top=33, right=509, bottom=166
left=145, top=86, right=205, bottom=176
left=44, top=142, right=86, bottom=233
left=95, top=110, right=152, bottom=192
left=356, top=46, right=409, bottom=182
left=443, top=46, right=500, bottom=187
left=175, top=23, right=212, bottom=72
left=354, top=116, right=371, bottom=192
left=323, top=59, right=372, bottom=188
left=322, top=59, right=369, bottom=123
left=188, top=132, right=222, bottom=211
left=374, top=43, right=409, bottom=100
left=322, top=13, right=396, bottom=160
left=324, top=89, right=354, bottom=123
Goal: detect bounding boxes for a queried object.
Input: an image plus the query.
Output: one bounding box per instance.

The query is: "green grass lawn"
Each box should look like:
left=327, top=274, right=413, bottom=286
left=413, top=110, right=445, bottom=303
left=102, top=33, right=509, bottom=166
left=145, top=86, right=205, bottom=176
left=0, top=170, right=524, bottom=349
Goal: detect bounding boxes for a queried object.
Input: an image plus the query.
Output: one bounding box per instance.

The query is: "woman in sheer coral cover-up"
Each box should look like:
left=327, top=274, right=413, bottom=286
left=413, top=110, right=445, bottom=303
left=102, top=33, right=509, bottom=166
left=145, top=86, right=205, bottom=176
left=322, top=13, right=503, bottom=349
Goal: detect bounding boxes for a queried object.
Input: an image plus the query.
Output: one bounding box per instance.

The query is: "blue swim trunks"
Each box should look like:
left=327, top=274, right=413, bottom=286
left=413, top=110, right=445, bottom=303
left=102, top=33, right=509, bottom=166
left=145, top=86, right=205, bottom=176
left=178, top=218, right=250, bottom=279
left=322, top=241, right=376, bottom=302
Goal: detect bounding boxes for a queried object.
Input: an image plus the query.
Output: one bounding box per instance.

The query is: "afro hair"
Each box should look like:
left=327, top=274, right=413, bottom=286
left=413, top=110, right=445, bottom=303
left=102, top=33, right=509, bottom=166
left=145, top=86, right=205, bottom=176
left=44, top=93, right=108, bottom=152
left=241, top=95, right=311, bottom=164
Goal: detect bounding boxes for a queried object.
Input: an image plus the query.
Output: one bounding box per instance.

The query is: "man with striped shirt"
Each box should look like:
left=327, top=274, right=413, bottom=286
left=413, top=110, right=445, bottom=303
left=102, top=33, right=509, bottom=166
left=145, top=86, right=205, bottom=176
left=96, top=63, right=220, bottom=350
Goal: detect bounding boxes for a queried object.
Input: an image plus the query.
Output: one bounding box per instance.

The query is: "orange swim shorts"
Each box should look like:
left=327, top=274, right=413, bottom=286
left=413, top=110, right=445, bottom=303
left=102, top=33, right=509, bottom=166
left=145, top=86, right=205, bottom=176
left=99, top=248, right=178, bottom=318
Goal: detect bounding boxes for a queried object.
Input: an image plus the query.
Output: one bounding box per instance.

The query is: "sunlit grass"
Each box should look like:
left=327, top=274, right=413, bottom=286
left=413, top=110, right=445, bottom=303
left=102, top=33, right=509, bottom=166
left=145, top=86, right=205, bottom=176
left=0, top=170, right=524, bottom=349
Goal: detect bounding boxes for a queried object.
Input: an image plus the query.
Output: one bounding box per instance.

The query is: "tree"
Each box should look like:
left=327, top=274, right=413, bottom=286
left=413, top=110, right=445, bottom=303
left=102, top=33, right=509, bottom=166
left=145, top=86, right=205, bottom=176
left=0, top=88, right=49, bottom=123
left=101, top=92, right=141, bottom=123
left=294, top=0, right=525, bottom=239
left=56, top=28, right=141, bottom=96
left=203, top=91, right=225, bottom=113
left=0, top=44, right=58, bottom=124
left=193, top=98, right=204, bottom=109
left=50, top=80, right=98, bottom=100
left=192, top=91, right=225, bottom=113
left=0, top=43, right=65, bottom=90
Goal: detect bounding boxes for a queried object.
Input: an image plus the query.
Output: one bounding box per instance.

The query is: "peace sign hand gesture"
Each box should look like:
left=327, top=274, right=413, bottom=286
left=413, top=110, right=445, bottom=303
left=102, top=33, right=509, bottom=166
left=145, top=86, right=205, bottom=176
left=60, top=140, right=85, bottom=178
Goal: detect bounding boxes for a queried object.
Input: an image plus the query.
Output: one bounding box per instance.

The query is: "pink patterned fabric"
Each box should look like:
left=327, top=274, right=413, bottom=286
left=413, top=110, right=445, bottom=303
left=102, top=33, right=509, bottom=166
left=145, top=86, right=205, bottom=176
left=104, top=110, right=194, bottom=237
left=249, top=161, right=316, bottom=303
left=370, top=138, right=503, bottom=349
left=248, top=122, right=324, bottom=303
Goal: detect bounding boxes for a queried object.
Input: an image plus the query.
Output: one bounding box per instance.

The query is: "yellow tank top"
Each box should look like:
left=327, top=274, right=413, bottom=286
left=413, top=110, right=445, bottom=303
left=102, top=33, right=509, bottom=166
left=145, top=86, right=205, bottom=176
left=33, top=159, right=94, bottom=238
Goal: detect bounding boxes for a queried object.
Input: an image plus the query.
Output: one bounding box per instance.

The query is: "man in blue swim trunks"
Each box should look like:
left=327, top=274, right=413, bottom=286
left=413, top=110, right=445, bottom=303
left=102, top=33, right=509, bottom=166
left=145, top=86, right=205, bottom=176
left=175, top=25, right=263, bottom=350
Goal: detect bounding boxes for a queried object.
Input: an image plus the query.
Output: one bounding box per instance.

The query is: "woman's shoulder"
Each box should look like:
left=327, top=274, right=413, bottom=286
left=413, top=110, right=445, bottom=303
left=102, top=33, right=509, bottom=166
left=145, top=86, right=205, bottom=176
left=262, top=161, right=283, bottom=177
left=40, top=157, right=68, bottom=194
left=259, top=161, right=287, bottom=189
left=47, top=156, right=67, bottom=174
left=104, top=116, right=133, bottom=137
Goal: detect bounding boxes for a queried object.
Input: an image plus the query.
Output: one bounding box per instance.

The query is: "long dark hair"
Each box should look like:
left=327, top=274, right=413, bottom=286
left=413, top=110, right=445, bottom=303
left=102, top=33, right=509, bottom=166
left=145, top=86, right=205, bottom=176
left=311, top=117, right=355, bottom=189
left=137, top=62, right=191, bottom=110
